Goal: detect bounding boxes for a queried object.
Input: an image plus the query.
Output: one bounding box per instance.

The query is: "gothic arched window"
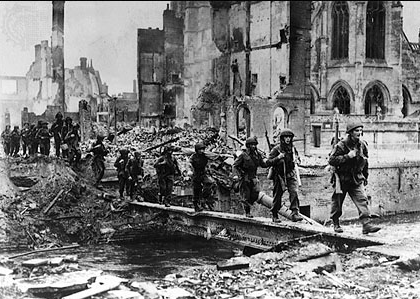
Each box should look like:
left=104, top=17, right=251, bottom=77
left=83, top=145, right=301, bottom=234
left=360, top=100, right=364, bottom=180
left=332, top=1, right=349, bottom=59
left=366, top=1, right=385, bottom=59
left=365, top=85, right=385, bottom=115
left=333, top=86, right=350, bottom=115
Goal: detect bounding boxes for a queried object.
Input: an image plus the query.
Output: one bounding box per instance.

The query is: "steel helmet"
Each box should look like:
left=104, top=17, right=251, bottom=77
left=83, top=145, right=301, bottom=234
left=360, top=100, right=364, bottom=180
left=245, top=136, right=258, bottom=146
left=195, top=142, right=206, bottom=151
left=280, top=128, right=294, bottom=138
left=346, top=122, right=363, bottom=134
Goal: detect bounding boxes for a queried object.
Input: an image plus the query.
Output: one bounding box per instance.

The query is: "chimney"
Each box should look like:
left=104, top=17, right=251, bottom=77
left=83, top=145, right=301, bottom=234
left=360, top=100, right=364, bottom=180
left=133, top=80, right=137, bottom=94
left=35, top=44, right=41, bottom=61
left=80, top=57, right=87, bottom=70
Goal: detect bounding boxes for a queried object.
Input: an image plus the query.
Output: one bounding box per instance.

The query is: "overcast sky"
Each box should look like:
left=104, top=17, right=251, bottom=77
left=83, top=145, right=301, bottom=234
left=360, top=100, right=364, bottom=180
left=0, top=1, right=419, bottom=96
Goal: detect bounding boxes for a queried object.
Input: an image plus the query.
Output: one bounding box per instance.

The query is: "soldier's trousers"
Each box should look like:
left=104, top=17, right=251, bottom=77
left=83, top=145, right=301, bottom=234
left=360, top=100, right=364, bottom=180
left=271, top=171, right=300, bottom=216
left=330, top=183, right=370, bottom=223
left=239, top=178, right=260, bottom=214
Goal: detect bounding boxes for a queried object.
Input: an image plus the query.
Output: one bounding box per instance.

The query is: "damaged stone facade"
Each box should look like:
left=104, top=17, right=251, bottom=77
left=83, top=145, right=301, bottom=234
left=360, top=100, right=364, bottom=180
left=137, top=4, right=184, bottom=128
left=179, top=1, right=312, bottom=153
left=309, top=1, right=420, bottom=155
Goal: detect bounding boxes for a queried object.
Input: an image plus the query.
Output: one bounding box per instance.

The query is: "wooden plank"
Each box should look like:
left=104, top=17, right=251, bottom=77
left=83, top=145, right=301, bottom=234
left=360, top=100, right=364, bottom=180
left=43, top=189, right=65, bottom=215
left=8, top=244, right=80, bottom=259
left=62, top=276, right=123, bottom=299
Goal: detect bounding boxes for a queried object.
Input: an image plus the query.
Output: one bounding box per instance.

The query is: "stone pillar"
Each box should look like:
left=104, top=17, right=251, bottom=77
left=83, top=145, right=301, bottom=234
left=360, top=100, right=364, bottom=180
left=52, top=1, right=65, bottom=113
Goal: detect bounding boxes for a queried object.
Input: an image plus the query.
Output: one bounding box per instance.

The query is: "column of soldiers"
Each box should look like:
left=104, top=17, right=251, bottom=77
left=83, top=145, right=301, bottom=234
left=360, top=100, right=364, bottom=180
left=0, top=112, right=81, bottom=166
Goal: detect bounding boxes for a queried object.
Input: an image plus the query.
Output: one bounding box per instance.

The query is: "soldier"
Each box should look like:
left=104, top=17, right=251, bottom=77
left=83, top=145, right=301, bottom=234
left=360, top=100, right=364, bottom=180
left=9, top=125, right=21, bottom=157
left=36, top=121, right=52, bottom=156
left=233, top=137, right=280, bottom=218
left=50, top=112, right=64, bottom=157
left=189, top=142, right=215, bottom=212
left=126, top=151, right=144, bottom=201
left=21, top=122, right=31, bottom=157
left=64, top=123, right=81, bottom=167
left=1, top=125, right=11, bottom=156
left=114, top=148, right=130, bottom=200
left=328, top=122, right=381, bottom=235
left=154, top=145, right=181, bottom=207
left=28, top=124, right=38, bottom=155
left=89, top=134, right=109, bottom=187
left=31, top=121, right=43, bottom=154
left=268, top=129, right=303, bottom=223
left=61, top=117, right=73, bottom=159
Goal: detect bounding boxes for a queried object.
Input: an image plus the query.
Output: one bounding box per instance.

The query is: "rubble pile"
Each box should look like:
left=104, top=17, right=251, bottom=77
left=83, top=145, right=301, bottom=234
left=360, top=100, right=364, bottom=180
left=0, top=156, right=167, bottom=249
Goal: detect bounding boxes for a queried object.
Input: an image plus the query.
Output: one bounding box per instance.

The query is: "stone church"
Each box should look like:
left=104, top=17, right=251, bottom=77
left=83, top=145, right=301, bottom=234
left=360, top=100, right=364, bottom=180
left=156, top=1, right=420, bottom=156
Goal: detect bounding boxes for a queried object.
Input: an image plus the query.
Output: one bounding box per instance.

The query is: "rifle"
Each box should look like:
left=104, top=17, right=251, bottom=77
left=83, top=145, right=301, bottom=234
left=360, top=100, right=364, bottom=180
left=331, top=113, right=343, bottom=194
left=228, top=134, right=266, bottom=158
left=144, top=137, right=180, bottom=152
left=264, top=123, right=275, bottom=180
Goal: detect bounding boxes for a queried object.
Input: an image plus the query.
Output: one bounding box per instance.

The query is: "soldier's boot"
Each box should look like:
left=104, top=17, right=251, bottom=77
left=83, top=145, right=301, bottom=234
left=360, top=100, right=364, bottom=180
left=244, top=206, right=253, bottom=218
left=291, top=210, right=303, bottom=222
left=164, top=196, right=171, bottom=207
left=362, top=218, right=381, bottom=235
left=272, top=212, right=281, bottom=223
left=333, top=222, right=344, bottom=233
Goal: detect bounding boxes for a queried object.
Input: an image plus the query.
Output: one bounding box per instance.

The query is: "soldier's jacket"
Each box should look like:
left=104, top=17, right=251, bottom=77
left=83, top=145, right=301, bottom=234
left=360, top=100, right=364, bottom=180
left=154, top=154, right=181, bottom=178
left=189, top=152, right=208, bottom=178
left=114, top=154, right=130, bottom=178
left=328, top=136, right=369, bottom=186
left=50, top=120, right=63, bottom=140
left=21, top=127, right=31, bottom=143
left=233, top=149, right=276, bottom=182
left=127, top=156, right=144, bottom=177
left=10, top=129, right=21, bottom=143
left=35, top=128, right=51, bottom=142
left=268, top=142, right=300, bottom=178
left=1, top=129, right=11, bottom=143
left=90, top=141, right=108, bottom=160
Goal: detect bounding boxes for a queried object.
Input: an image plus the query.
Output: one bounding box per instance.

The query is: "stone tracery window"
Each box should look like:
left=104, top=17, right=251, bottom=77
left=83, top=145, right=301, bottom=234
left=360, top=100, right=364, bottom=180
left=366, top=1, right=385, bottom=59
left=332, top=1, right=349, bottom=60
left=365, top=85, right=385, bottom=115
left=333, top=86, right=350, bottom=115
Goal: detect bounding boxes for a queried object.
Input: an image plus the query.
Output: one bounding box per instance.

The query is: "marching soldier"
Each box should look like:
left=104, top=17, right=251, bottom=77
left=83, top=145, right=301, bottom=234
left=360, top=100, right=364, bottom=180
left=1, top=125, right=11, bottom=156
left=268, top=129, right=303, bottom=223
left=9, top=125, right=21, bottom=157
left=36, top=121, right=52, bottom=156
left=126, top=151, right=144, bottom=200
left=114, top=148, right=130, bottom=200
left=89, top=134, right=109, bottom=187
left=154, top=145, right=181, bottom=207
left=50, top=112, right=64, bottom=157
left=189, top=142, right=215, bottom=212
left=21, top=123, right=31, bottom=157
left=233, top=136, right=280, bottom=218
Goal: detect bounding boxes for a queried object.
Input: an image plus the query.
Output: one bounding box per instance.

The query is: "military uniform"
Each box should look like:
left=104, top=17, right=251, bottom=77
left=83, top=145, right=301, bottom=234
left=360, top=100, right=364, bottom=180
left=328, top=122, right=380, bottom=234
left=154, top=146, right=181, bottom=207
left=190, top=143, right=215, bottom=212
left=268, top=129, right=303, bottom=222
left=9, top=126, right=21, bottom=157
left=1, top=126, right=11, bottom=156
left=233, top=137, right=278, bottom=218
left=126, top=152, right=144, bottom=200
left=89, top=135, right=108, bottom=187
left=35, top=122, right=51, bottom=156
left=21, top=123, right=31, bottom=157
left=114, top=149, right=130, bottom=199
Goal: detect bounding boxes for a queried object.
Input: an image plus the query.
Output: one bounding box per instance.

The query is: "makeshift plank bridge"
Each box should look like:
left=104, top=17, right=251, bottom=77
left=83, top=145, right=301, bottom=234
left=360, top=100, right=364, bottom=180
left=128, top=201, right=383, bottom=255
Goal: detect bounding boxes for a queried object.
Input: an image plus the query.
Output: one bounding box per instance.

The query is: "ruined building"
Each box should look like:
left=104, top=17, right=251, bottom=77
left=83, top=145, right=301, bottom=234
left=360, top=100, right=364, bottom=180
left=137, top=4, right=184, bottom=128
left=140, top=1, right=420, bottom=155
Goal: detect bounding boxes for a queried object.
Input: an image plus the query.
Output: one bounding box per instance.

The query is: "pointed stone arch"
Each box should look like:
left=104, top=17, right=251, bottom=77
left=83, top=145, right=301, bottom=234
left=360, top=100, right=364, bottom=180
left=402, top=85, right=411, bottom=118
left=363, top=80, right=390, bottom=116
left=328, top=80, right=354, bottom=114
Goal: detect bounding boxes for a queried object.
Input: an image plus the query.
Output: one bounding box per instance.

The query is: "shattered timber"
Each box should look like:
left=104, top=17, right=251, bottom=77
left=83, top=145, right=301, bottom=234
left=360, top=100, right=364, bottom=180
left=1, top=125, right=420, bottom=298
